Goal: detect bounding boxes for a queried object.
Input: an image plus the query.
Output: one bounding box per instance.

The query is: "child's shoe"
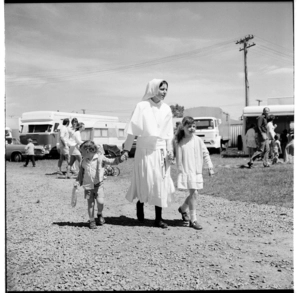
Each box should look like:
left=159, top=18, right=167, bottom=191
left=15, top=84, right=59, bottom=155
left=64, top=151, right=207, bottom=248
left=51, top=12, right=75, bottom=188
left=154, top=219, right=168, bottom=229
left=89, top=220, right=97, bottom=229
left=190, top=220, right=203, bottom=230
left=178, top=207, right=190, bottom=226
left=96, top=214, right=105, bottom=225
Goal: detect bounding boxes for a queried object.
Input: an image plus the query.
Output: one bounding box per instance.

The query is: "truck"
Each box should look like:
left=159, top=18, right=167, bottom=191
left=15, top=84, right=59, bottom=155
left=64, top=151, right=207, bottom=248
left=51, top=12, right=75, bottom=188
left=183, top=106, right=231, bottom=153
left=242, top=104, right=294, bottom=154
left=19, top=111, right=127, bottom=157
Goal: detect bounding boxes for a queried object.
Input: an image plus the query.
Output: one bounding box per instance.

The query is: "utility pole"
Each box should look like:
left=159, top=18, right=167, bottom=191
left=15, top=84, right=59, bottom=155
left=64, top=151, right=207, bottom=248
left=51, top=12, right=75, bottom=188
left=236, top=35, right=256, bottom=107
left=256, top=99, right=262, bottom=106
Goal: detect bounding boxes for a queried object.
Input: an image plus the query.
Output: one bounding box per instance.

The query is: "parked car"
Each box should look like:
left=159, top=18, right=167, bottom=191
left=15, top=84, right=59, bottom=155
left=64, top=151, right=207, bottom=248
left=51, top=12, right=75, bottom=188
left=122, top=136, right=137, bottom=158
left=5, top=138, right=46, bottom=162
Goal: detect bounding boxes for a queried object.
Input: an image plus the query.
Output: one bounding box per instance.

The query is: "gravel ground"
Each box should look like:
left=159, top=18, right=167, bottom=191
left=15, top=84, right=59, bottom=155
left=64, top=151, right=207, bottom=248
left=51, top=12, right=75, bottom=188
left=6, top=158, right=293, bottom=291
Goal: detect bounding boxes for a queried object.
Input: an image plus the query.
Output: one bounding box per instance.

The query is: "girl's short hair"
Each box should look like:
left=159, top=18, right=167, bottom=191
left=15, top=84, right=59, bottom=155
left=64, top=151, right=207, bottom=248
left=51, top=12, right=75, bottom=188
left=175, top=116, right=195, bottom=143
left=79, top=140, right=98, bottom=154
left=71, top=118, right=78, bottom=125
left=75, top=122, right=85, bottom=131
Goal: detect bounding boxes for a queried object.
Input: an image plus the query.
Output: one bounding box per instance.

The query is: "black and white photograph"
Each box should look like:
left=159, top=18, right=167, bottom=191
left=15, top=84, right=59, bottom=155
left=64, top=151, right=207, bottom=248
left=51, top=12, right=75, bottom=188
left=3, top=1, right=297, bottom=291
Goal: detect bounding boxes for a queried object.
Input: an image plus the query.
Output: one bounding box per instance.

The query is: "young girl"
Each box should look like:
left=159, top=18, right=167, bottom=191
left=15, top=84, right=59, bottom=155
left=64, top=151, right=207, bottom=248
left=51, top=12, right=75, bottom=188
left=174, top=116, right=214, bottom=230
left=272, top=134, right=282, bottom=164
left=74, top=140, right=126, bottom=229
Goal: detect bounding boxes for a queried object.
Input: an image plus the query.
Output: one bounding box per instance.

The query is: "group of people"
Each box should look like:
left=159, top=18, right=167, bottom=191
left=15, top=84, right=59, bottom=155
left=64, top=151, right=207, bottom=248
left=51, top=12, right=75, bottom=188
left=245, top=107, right=294, bottom=167
left=57, top=117, right=86, bottom=178
left=73, top=79, right=215, bottom=230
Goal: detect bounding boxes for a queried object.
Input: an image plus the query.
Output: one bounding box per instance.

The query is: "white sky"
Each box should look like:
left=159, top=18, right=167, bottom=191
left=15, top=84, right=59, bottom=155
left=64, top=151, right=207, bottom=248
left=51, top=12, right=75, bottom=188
left=4, top=2, right=294, bottom=128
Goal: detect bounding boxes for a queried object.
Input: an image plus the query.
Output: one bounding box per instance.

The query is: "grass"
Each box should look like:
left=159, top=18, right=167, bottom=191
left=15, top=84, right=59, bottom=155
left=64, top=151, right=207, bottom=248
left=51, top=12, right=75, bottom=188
left=170, top=154, right=294, bottom=209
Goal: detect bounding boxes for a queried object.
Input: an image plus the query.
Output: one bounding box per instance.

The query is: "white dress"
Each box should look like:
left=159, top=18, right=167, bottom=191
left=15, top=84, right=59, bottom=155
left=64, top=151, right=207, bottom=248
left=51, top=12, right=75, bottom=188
left=125, top=98, right=175, bottom=208
left=176, top=135, right=213, bottom=190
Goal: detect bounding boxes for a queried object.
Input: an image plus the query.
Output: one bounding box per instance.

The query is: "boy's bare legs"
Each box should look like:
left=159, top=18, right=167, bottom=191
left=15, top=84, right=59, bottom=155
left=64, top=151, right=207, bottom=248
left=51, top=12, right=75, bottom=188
left=96, top=188, right=105, bottom=225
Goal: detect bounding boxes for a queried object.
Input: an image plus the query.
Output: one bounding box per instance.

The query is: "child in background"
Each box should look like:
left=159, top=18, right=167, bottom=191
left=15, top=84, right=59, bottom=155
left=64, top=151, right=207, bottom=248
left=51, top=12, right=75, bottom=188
left=74, top=140, right=126, bottom=229
left=23, top=138, right=36, bottom=167
left=272, top=135, right=282, bottom=164
left=174, top=116, right=214, bottom=230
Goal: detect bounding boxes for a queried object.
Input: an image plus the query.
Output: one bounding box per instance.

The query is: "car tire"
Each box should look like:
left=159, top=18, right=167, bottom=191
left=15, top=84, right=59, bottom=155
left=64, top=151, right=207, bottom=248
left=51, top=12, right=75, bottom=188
left=12, top=153, right=22, bottom=162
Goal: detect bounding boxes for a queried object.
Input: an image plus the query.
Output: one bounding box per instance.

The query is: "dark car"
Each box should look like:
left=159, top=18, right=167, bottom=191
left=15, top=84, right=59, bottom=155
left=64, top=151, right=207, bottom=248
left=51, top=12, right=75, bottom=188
left=5, top=138, right=46, bottom=162
left=122, top=136, right=137, bottom=158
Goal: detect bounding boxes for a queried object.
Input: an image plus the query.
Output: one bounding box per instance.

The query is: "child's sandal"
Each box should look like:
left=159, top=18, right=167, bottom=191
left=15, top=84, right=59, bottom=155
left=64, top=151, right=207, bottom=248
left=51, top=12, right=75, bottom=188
left=178, top=207, right=190, bottom=226
left=96, top=214, right=105, bottom=225
left=89, top=220, right=97, bottom=229
left=190, top=220, right=203, bottom=230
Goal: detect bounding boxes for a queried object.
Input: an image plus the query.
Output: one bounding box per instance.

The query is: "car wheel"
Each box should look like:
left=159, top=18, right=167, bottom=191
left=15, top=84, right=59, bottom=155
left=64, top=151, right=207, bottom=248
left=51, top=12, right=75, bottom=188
left=12, top=153, right=22, bottom=162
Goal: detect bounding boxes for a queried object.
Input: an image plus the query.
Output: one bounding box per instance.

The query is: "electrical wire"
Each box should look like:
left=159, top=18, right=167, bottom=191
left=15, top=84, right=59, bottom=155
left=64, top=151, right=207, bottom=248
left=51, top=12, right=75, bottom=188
left=6, top=37, right=239, bottom=85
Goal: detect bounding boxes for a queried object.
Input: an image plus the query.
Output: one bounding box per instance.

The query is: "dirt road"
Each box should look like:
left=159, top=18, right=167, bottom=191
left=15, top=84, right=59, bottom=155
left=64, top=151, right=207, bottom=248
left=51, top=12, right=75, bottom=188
left=6, top=159, right=293, bottom=290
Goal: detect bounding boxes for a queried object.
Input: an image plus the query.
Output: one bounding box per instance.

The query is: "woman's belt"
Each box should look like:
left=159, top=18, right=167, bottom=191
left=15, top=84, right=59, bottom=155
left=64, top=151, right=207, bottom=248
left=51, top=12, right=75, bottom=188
left=136, top=136, right=166, bottom=150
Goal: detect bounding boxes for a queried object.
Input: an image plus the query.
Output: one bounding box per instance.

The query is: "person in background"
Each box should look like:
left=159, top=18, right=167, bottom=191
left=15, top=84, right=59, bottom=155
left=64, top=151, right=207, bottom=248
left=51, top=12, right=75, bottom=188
left=68, top=118, right=79, bottom=175
left=247, top=107, right=271, bottom=168
left=245, top=124, right=257, bottom=159
left=272, top=135, right=282, bottom=164
left=284, top=123, right=294, bottom=164
left=74, top=140, right=126, bottom=229
left=174, top=116, right=214, bottom=230
left=280, top=129, right=288, bottom=159
left=23, top=138, right=35, bottom=167
left=57, top=118, right=70, bottom=175
left=266, top=115, right=277, bottom=161
left=66, top=122, right=85, bottom=178
left=122, top=79, right=175, bottom=229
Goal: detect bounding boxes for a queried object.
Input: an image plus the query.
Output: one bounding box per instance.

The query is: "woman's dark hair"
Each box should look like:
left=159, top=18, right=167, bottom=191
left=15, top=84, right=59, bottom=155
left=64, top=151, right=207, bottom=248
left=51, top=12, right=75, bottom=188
left=75, top=122, right=85, bottom=131
left=274, top=134, right=279, bottom=140
left=267, top=115, right=275, bottom=122
left=159, top=80, right=168, bottom=88
left=175, top=116, right=195, bottom=143
left=71, top=118, right=78, bottom=127
left=62, top=118, right=70, bottom=126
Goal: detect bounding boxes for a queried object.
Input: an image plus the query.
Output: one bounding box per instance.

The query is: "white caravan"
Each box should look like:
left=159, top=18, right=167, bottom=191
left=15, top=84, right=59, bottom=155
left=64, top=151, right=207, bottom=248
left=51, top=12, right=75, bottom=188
left=19, top=111, right=127, bottom=157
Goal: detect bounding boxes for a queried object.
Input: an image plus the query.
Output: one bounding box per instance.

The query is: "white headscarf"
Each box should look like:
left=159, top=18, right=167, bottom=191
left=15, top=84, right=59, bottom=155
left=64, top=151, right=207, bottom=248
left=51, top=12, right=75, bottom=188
left=142, top=79, right=167, bottom=101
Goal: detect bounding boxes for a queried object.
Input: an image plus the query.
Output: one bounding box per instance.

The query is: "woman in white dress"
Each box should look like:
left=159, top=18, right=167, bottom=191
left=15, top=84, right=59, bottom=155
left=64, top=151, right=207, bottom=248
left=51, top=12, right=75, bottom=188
left=66, top=122, right=85, bottom=178
left=122, top=79, right=175, bottom=228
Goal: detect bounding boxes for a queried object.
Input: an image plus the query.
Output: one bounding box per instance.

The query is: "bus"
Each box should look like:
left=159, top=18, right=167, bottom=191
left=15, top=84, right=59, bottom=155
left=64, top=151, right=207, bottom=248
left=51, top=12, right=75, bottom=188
left=19, top=111, right=127, bottom=157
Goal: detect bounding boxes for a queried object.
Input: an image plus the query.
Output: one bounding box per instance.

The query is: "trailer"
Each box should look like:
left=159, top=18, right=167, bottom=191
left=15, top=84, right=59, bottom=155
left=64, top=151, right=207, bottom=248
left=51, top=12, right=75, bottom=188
left=242, top=104, right=294, bottom=154
left=19, top=111, right=126, bottom=157
left=183, top=106, right=231, bottom=153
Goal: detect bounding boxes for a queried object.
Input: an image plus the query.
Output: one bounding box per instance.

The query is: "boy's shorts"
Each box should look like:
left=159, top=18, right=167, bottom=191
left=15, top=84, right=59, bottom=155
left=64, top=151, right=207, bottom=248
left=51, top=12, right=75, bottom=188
left=84, top=182, right=104, bottom=200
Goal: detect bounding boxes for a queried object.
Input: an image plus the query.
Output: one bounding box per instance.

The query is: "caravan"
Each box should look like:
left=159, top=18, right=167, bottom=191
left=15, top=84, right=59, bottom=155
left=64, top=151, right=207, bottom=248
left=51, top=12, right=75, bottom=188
left=19, top=111, right=127, bottom=157
left=242, top=104, right=294, bottom=154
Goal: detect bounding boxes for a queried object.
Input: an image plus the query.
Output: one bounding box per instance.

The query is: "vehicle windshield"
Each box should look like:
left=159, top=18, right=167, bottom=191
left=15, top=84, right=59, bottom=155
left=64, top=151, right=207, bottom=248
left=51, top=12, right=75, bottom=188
left=194, top=119, right=215, bottom=130
left=27, top=124, right=53, bottom=133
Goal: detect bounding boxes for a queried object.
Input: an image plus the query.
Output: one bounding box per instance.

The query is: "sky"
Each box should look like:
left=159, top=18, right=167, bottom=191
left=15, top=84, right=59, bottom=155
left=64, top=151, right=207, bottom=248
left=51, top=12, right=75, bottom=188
left=4, top=2, right=294, bottom=129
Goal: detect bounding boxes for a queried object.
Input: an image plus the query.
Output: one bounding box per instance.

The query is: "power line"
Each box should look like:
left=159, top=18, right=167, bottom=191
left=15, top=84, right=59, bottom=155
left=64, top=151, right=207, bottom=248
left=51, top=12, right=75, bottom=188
left=6, top=37, right=240, bottom=85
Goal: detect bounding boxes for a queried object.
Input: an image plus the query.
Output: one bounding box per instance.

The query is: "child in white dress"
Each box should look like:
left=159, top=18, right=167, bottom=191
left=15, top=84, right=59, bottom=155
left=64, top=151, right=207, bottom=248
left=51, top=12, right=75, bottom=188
left=174, top=116, right=214, bottom=230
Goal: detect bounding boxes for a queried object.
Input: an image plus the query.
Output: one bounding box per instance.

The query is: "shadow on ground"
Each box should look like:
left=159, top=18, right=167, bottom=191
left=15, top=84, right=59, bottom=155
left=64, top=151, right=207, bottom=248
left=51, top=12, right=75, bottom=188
left=52, top=215, right=184, bottom=228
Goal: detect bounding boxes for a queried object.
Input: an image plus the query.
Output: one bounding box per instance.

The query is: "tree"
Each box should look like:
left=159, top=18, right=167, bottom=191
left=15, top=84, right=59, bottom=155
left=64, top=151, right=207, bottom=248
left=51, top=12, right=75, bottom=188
left=170, top=104, right=184, bottom=118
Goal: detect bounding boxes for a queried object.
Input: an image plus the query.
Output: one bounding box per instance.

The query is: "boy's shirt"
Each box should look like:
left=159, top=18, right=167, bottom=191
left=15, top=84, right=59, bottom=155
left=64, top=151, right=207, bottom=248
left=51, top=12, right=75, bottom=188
left=77, top=153, right=121, bottom=189
left=25, top=142, right=35, bottom=155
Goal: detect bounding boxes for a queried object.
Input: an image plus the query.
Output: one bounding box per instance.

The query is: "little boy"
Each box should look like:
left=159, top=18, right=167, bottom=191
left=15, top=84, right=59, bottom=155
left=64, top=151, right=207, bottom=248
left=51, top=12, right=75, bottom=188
left=24, top=138, right=35, bottom=167
left=74, top=140, right=126, bottom=229
left=272, top=134, right=282, bottom=164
